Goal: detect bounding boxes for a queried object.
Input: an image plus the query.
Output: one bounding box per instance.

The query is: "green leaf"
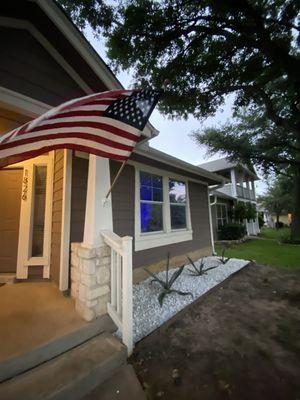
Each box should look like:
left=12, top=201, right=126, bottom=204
left=168, top=265, right=185, bottom=288
left=171, top=289, right=193, bottom=299
left=143, top=268, right=166, bottom=288
left=158, top=291, right=168, bottom=307
left=187, top=256, right=199, bottom=274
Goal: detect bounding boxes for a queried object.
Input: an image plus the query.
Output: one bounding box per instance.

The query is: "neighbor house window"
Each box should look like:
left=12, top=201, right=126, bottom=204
left=216, top=203, right=227, bottom=230
left=140, top=171, right=163, bottom=233
left=169, top=179, right=187, bottom=229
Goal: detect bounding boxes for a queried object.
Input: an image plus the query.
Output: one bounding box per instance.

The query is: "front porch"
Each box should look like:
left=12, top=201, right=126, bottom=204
left=0, top=281, right=115, bottom=381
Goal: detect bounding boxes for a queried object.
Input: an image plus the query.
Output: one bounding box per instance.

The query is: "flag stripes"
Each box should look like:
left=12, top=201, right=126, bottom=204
left=0, top=89, right=161, bottom=168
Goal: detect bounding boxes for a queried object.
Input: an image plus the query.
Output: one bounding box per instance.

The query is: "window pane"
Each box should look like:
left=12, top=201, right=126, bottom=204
left=141, top=203, right=163, bottom=233
left=217, top=219, right=223, bottom=230
left=153, top=187, right=163, bottom=202
left=169, top=180, right=186, bottom=203
left=140, top=185, right=152, bottom=201
left=170, top=205, right=186, bottom=229
left=140, top=171, right=163, bottom=201
left=32, top=166, right=47, bottom=257
left=140, top=172, right=152, bottom=186
left=152, top=175, right=163, bottom=188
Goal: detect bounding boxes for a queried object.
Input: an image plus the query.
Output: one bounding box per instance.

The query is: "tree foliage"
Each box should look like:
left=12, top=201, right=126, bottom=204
left=257, top=175, right=294, bottom=221
left=58, top=0, right=300, bottom=239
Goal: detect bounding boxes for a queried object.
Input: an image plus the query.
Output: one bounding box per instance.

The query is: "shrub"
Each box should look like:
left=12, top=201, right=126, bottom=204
left=219, top=223, right=246, bottom=240
left=245, top=203, right=257, bottom=221
left=186, top=256, right=218, bottom=276
left=275, top=221, right=284, bottom=229
left=233, top=201, right=247, bottom=222
left=258, top=212, right=265, bottom=228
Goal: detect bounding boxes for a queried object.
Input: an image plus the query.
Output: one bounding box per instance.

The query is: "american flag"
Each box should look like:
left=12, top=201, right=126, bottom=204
left=0, top=89, right=161, bottom=168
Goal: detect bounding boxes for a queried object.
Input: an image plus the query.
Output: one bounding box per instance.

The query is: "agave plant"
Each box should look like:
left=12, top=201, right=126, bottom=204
left=219, top=248, right=230, bottom=265
left=144, top=252, right=193, bottom=306
left=187, top=256, right=218, bottom=276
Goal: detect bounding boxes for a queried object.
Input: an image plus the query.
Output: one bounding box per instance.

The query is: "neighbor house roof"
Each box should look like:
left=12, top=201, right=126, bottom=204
left=211, top=189, right=236, bottom=200
left=199, top=157, right=259, bottom=180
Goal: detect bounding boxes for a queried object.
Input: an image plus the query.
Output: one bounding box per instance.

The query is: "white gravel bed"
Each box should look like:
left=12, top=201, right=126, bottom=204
left=132, top=256, right=249, bottom=343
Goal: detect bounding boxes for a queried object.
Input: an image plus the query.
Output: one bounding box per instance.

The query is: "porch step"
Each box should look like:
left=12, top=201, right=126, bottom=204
left=0, top=314, right=116, bottom=382
left=83, top=364, right=146, bottom=400
left=0, top=332, right=127, bottom=400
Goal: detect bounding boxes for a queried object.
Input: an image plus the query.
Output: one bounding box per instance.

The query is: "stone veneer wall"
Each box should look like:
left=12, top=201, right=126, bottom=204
left=70, top=242, right=111, bottom=321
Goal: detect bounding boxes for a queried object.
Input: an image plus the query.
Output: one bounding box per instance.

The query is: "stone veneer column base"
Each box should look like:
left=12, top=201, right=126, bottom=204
left=70, top=242, right=111, bottom=322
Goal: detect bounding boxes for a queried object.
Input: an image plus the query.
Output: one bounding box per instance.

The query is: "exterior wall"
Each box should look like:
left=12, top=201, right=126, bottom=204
left=70, top=155, right=89, bottom=243
left=0, top=26, right=85, bottom=106
left=110, top=160, right=212, bottom=270
left=50, top=149, right=64, bottom=285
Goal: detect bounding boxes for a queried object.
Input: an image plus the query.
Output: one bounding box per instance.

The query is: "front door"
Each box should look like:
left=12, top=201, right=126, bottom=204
left=0, top=169, right=23, bottom=273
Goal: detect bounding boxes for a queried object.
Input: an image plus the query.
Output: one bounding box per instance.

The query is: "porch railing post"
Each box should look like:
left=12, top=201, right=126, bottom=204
left=121, top=236, right=133, bottom=355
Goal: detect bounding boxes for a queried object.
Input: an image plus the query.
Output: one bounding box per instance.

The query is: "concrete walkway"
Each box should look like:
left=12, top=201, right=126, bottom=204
left=0, top=282, right=86, bottom=362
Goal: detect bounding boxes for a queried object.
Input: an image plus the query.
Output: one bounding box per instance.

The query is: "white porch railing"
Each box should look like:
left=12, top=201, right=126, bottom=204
left=101, top=230, right=133, bottom=355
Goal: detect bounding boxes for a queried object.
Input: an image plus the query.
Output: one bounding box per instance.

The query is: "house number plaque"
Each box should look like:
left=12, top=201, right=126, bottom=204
left=22, top=169, right=29, bottom=201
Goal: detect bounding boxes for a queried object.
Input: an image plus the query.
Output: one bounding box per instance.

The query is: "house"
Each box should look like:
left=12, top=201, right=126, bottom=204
left=0, top=0, right=223, bottom=382
left=199, top=158, right=260, bottom=239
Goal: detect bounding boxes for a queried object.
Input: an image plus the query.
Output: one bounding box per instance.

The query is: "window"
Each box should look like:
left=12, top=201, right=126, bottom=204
left=136, top=167, right=193, bottom=251
left=169, top=179, right=187, bottom=229
left=216, top=203, right=227, bottom=230
left=140, top=171, right=163, bottom=233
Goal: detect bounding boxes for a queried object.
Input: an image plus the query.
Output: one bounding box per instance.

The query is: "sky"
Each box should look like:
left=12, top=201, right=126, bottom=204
left=85, top=29, right=267, bottom=195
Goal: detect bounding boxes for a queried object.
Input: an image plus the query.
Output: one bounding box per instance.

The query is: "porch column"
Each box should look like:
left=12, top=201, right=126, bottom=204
left=70, top=154, right=113, bottom=321
left=230, top=169, right=237, bottom=197
left=83, top=155, right=113, bottom=248
left=246, top=178, right=250, bottom=199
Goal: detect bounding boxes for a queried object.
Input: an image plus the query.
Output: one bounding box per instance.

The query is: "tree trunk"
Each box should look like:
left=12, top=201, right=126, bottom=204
left=291, top=168, right=300, bottom=241
left=276, top=214, right=280, bottom=229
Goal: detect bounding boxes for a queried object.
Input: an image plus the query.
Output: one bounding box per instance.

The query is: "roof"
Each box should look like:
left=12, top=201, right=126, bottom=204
left=2, top=0, right=157, bottom=139
left=210, top=189, right=236, bottom=200
left=132, top=145, right=226, bottom=185
left=199, top=157, right=259, bottom=180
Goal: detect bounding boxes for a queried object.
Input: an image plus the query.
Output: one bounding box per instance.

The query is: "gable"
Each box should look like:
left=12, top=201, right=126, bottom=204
left=0, top=26, right=86, bottom=106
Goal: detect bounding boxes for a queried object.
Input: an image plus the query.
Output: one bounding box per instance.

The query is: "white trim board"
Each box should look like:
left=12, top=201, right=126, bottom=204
left=59, top=149, right=72, bottom=291
left=134, top=164, right=193, bottom=251
left=128, top=160, right=210, bottom=186
left=0, top=86, right=51, bottom=117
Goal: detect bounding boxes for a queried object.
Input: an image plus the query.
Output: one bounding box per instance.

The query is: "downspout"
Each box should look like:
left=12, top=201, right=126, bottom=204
left=207, top=188, right=216, bottom=255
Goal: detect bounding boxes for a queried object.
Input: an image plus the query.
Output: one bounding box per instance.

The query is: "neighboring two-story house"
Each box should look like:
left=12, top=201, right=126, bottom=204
left=199, top=158, right=260, bottom=239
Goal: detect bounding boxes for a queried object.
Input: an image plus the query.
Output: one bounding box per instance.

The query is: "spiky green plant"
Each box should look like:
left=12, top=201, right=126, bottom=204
left=187, top=256, right=218, bottom=276
left=219, top=248, right=230, bottom=265
left=144, top=252, right=193, bottom=306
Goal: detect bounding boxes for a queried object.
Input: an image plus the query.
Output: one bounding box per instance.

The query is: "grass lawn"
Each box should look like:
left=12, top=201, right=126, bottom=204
left=216, top=229, right=300, bottom=269
left=259, top=227, right=291, bottom=241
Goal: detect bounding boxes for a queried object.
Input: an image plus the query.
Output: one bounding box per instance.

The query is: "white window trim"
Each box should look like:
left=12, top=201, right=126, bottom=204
left=216, top=202, right=228, bottom=231
left=134, top=165, right=193, bottom=251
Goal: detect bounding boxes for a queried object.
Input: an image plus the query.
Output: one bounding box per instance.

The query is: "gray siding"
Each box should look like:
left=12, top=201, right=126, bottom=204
left=70, top=155, right=89, bottom=243
left=110, top=161, right=212, bottom=269
left=0, top=27, right=85, bottom=106
left=50, top=150, right=64, bottom=285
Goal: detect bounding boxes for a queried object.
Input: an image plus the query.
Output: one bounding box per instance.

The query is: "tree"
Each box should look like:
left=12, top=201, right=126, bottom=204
left=257, top=174, right=293, bottom=228
left=58, top=0, right=300, bottom=240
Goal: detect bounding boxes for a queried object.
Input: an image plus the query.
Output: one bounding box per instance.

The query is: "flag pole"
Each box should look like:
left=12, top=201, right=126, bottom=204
left=105, top=160, right=127, bottom=199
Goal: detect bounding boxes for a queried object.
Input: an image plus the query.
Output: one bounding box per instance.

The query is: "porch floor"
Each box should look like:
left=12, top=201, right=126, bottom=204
left=0, top=281, right=86, bottom=363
